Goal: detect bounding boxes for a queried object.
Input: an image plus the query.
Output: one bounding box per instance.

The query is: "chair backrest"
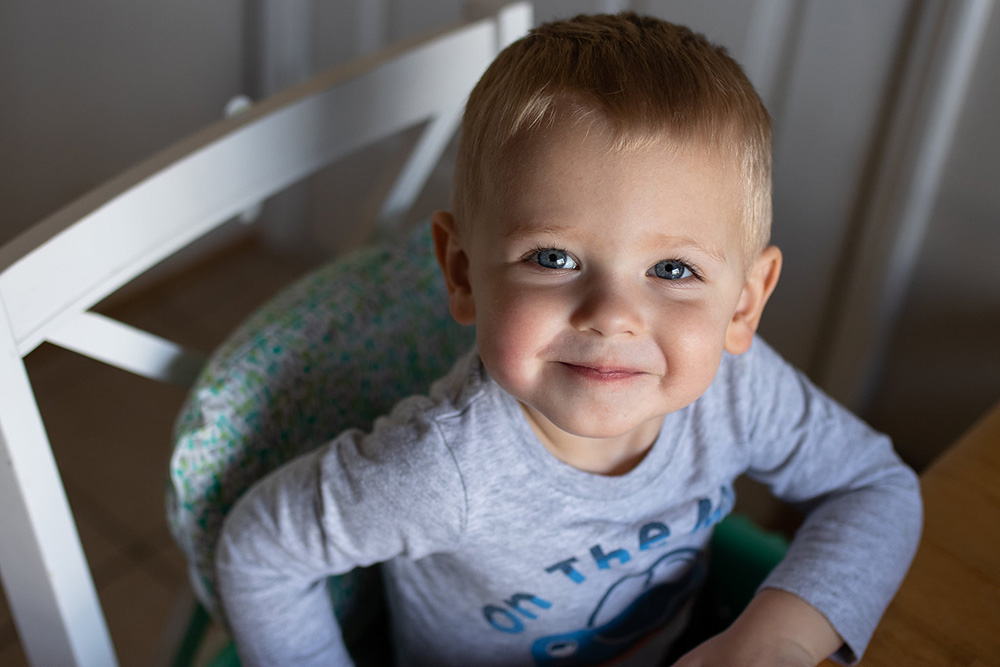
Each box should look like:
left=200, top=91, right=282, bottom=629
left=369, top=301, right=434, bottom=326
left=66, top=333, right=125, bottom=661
left=0, top=4, right=532, bottom=665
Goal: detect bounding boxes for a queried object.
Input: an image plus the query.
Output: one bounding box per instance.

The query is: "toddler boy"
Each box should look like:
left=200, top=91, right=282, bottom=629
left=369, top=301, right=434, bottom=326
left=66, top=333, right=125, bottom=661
left=216, top=12, right=921, bottom=666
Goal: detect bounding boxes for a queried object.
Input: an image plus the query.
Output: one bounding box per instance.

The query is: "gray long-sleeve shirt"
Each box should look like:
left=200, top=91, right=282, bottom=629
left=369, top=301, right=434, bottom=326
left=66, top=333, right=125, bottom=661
left=216, top=338, right=922, bottom=666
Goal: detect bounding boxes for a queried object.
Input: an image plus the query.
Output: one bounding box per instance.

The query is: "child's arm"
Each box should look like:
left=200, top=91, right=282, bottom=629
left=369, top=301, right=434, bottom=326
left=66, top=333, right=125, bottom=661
left=214, top=407, right=467, bottom=667
left=702, top=339, right=923, bottom=664
left=215, top=452, right=356, bottom=667
left=672, top=589, right=842, bottom=667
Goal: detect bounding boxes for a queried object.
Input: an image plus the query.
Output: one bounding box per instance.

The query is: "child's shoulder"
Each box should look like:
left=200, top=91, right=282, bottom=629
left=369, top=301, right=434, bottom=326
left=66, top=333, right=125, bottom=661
left=376, top=346, right=509, bottom=438
left=701, top=335, right=822, bottom=435
left=387, top=347, right=490, bottom=417
left=713, top=335, right=792, bottom=395
left=427, top=345, right=493, bottom=404
left=358, top=347, right=527, bottom=483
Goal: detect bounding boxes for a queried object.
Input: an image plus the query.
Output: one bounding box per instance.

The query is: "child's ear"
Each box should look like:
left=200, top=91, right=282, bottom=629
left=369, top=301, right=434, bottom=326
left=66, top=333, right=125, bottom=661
left=724, top=245, right=782, bottom=355
left=431, top=210, right=476, bottom=325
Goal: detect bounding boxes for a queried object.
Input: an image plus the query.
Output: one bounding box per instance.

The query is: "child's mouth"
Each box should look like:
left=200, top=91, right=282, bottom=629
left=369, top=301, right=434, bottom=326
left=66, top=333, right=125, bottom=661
left=560, top=362, right=645, bottom=381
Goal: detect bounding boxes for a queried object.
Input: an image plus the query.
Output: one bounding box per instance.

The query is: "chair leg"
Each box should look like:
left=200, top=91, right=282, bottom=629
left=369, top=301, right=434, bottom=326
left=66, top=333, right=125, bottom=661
left=161, top=592, right=211, bottom=667
left=161, top=591, right=242, bottom=667
left=205, top=641, right=242, bottom=667
left=178, top=605, right=213, bottom=667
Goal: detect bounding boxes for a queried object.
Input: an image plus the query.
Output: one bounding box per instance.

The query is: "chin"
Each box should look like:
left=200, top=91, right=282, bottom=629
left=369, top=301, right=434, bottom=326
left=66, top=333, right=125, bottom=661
left=544, top=409, right=654, bottom=441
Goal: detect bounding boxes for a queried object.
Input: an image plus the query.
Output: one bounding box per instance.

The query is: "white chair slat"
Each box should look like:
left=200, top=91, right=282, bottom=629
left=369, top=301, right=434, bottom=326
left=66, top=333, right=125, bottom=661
left=46, top=312, right=207, bottom=387
left=0, top=6, right=534, bottom=665
left=377, top=105, right=464, bottom=231
left=375, top=1, right=532, bottom=232
left=0, top=17, right=498, bottom=357
left=498, top=1, right=533, bottom=48
left=0, top=321, right=117, bottom=667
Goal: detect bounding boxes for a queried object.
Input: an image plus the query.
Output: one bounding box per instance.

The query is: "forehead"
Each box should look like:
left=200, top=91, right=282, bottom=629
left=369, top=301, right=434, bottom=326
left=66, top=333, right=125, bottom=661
left=490, top=123, right=745, bottom=258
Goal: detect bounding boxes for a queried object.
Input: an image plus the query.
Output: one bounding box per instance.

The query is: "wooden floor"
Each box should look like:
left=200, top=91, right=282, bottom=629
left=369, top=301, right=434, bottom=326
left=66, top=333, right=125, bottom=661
left=0, top=235, right=311, bottom=666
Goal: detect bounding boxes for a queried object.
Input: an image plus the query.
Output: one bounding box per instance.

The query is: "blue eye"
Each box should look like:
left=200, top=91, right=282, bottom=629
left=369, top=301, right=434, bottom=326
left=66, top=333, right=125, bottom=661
left=533, top=248, right=578, bottom=270
left=650, top=260, right=693, bottom=280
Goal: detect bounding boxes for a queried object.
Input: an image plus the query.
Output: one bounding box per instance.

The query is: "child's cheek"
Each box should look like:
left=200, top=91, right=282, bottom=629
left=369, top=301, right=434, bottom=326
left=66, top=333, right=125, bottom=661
left=654, top=305, right=729, bottom=391
left=476, top=287, right=560, bottom=389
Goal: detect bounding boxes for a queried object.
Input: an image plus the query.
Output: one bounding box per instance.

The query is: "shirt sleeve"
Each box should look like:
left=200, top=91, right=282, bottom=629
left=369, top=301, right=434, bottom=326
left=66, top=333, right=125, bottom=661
left=734, top=339, right=922, bottom=664
left=214, top=396, right=468, bottom=667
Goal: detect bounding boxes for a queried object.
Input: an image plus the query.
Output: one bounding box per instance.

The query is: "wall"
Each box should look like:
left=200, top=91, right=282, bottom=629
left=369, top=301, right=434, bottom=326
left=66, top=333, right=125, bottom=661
left=0, top=0, right=244, bottom=250
left=865, top=3, right=1000, bottom=468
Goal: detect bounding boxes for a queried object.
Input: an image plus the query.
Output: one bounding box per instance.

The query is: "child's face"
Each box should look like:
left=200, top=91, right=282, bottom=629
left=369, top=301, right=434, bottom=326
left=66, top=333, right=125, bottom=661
left=435, top=123, right=779, bottom=461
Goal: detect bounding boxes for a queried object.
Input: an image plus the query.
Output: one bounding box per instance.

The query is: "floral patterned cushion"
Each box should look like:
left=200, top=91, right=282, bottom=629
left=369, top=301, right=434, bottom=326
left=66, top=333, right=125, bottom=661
left=166, top=221, right=474, bottom=637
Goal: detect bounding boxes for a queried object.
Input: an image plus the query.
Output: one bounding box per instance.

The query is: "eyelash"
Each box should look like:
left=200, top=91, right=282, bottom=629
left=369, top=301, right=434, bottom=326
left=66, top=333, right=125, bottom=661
left=525, top=246, right=574, bottom=267
left=651, top=257, right=704, bottom=282
left=524, top=246, right=704, bottom=282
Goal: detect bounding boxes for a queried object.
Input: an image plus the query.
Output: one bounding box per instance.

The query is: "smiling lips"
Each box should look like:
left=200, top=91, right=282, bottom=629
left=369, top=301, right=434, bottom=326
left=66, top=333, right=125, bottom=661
left=559, top=362, right=649, bottom=382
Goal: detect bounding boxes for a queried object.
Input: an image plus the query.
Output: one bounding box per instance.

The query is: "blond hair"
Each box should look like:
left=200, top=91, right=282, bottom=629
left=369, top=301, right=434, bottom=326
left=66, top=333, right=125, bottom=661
left=453, top=12, right=772, bottom=259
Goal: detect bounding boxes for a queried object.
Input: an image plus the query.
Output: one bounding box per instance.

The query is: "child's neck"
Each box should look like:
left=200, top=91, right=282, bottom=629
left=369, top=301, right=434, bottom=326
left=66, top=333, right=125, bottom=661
left=518, top=403, right=664, bottom=476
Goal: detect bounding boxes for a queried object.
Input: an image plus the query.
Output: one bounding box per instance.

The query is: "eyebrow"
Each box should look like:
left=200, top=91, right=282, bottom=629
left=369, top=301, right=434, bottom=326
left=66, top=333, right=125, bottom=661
left=502, top=223, right=575, bottom=240
left=651, top=233, right=728, bottom=263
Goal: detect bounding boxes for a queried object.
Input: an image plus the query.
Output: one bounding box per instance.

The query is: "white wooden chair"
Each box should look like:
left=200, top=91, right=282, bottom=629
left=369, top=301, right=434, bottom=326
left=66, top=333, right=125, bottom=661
left=0, top=4, right=533, bottom=665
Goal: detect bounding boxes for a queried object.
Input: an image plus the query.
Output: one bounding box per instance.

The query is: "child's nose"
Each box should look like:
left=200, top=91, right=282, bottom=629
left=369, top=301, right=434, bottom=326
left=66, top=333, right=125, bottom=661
left=571, top=276, right=645, bottom=336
